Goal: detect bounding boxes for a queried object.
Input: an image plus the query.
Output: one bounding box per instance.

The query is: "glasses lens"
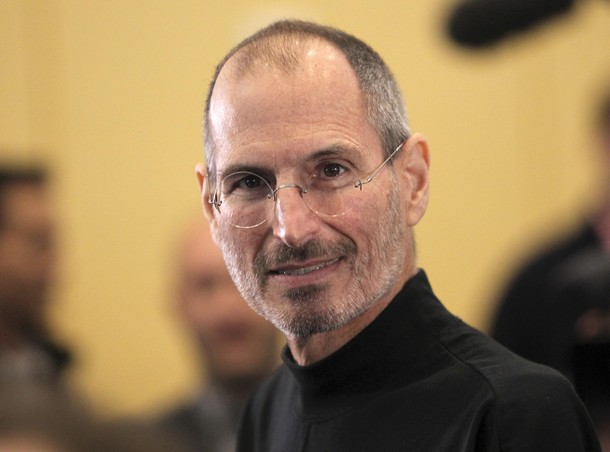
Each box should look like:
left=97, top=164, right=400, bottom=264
left=219, top=171, right=273, bottom=228
left=304, top=162, right=359, bottom=217
left=216, top=164, right=362, bottom=228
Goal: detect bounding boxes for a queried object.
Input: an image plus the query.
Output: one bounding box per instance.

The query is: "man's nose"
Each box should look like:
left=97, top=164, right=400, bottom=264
left=271, top=185, right=321, bottom=248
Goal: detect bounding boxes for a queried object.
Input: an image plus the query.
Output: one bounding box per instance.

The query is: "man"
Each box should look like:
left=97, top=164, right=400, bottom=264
left=196, top=20, right=601, bottom=451
left=491, top=88, right=610, bottom=445
left=0, top=165, right=69, bottom=383
left=159, top=219, right=279, bottom=452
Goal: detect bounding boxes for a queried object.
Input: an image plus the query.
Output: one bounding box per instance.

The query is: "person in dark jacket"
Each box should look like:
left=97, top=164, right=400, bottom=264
left=491, top=85, right=610, bottom=447
left=195, top=20, right=601, bottom=451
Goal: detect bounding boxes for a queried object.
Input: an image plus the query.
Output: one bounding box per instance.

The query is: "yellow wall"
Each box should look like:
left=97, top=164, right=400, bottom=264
left=3, top=0, right=610, bottom=415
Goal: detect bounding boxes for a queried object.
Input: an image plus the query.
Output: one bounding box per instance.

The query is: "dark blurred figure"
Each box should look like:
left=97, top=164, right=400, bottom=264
left=0, top=381, right=96, bottom=452
left=0, top=381, right=194, bottom=452
left=446, top=0, right=576, bottom=49
left=491, top=89, right=610, bottom=446
left=0, top=165, right=194, bottom=451
left=157, top=219, right=279, bottom=452
left=0, top=165, right=70, bottom=383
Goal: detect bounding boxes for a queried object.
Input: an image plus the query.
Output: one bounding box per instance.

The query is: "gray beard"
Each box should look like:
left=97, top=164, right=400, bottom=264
left=218, top=178, right=407, bottom=338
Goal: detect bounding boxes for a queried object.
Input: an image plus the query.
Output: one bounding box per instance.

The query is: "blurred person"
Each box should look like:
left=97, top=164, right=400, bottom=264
left=0, top=381, right=194, bottom=452
left=196, top=19, right=600, bottom=451
left=0, top=165, right=70, bottom=383
left=0, top=166, right=195, bottom=451
left=158, top=218, right=279, bottom=452
left=491, top=87, right=610, bottom=445
left=0, top=381, right=93, bottom=452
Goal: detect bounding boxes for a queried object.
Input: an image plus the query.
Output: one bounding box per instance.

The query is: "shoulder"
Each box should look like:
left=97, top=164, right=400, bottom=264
left=478, top=351, right=580, bottom=416
left=445, top=329, right=599, bottom=448
left=446, top=324, right=574, bottom=400
left=488, top=363, right=598, bottom=449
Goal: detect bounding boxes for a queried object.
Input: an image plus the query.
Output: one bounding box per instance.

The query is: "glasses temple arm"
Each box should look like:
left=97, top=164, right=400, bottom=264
left=358, top=142, right=405, bottom=188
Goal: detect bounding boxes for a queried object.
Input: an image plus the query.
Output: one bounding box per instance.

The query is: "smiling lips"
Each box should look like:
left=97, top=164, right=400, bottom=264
left=271, top=257, right=341, bottom=276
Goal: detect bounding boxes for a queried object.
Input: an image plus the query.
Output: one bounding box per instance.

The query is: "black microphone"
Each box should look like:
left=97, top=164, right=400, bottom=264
left=447, top=0, right=576, bottom=48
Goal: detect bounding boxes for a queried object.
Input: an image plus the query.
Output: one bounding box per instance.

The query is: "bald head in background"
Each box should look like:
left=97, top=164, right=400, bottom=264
left=173, top=219, right=279, bottom=393
left=159, top=219, right=279, bottom=452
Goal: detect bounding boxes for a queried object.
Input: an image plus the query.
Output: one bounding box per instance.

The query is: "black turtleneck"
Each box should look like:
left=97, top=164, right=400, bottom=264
left=237, top=270, right=600, bottom=451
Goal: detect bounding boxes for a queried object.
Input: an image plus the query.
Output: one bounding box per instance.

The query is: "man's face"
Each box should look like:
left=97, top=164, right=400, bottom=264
left=177, top=224, right=278, bottom=385
left=0, top=183, right=56, bottom=337
left=203, top=42, right=423, bottom=339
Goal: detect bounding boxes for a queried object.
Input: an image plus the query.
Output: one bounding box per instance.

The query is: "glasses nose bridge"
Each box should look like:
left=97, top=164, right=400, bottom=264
left=270, top=183, right=308, bottom=201
left=268, top=182, right=313, bottom=222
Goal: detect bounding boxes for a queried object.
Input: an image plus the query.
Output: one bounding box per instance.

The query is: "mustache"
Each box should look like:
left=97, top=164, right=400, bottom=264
left=254, top=238, right=356, bottom=277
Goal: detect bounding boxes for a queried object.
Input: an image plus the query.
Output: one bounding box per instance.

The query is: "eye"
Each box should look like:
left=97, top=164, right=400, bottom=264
left=222, top=171, right=271, bottom=199
left=240, top=174, right=263, bottom=189
left=321, top=162, right=346, bottom=178
left=310, top=161, right=356, bottom=191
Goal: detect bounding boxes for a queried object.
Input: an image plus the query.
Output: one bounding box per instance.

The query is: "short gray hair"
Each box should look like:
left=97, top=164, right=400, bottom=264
left=203, top=20, right=410, bottom=180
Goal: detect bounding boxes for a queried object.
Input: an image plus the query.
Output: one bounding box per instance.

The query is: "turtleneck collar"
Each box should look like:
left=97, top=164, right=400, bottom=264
left=280, top=270, right=460, bottom=416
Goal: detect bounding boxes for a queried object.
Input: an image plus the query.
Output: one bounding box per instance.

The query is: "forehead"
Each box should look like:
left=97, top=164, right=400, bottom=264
left=208, top=40, right=382, bottom=172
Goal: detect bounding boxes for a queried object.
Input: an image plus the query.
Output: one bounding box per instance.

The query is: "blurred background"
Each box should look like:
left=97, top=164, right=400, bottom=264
left=2, top=0, right=610, bottom=416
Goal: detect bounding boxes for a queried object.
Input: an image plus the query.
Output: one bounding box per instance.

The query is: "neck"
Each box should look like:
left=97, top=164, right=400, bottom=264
left=285, top=300, right=390, bottom=366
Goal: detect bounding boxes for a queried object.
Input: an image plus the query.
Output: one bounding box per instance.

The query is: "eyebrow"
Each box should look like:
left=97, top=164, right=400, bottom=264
left=303, top=145, right=362, bottom=170
left=217, top=163, right=272, bottom=179
left=307, top=146, right=357, bottom=161
left=216, top=144, right=361, bottom=179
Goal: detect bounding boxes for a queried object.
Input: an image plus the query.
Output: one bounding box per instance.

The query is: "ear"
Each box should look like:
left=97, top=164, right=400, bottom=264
left=399, top=133, right=430, bottom=226
left=195, top=163, right=219, bottom=244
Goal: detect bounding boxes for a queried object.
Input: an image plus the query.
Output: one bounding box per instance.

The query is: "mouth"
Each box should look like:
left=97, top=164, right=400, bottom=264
left=270, top=257, right=341, bottom=276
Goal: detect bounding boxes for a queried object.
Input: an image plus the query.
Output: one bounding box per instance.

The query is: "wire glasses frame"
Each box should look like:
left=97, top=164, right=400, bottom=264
left=207, top=141, right=405, bottom=228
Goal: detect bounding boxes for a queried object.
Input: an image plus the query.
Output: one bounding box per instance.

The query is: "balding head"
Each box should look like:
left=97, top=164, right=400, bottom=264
left=173, top=218, right=278, bottom=390
left=203, top=20, right=410, bottom=183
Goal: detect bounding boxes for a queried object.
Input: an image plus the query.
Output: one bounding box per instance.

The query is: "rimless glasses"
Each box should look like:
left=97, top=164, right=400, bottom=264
left=208, top=141, right=404, bottom=229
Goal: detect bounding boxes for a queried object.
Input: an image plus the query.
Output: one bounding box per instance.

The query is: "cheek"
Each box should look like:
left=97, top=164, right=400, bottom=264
left=352, top=186, right=403, bottom=250
left=218, top=224, right=266, bottom=264
left=333, top=190, right=383, bottom=240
